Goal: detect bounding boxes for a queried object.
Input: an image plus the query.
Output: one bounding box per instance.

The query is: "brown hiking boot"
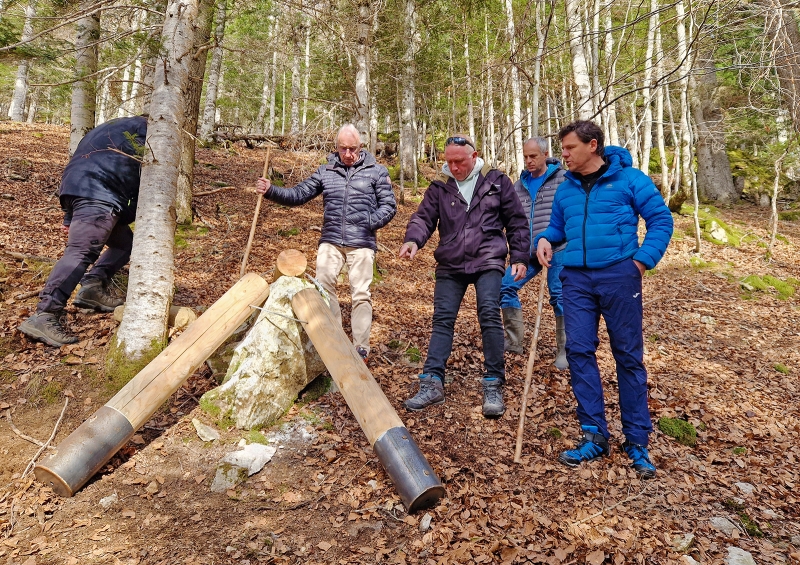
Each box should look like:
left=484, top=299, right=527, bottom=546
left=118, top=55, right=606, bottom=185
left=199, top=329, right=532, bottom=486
left=73, top=279, right=124, bottom=312
left=18, top=311, right=79, bottom=347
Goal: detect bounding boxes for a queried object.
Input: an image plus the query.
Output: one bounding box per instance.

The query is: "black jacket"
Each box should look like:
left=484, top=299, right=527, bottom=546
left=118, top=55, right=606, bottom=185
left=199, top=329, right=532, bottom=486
left=264, top=150, right=396, bottom=251
left=60, top=116, right=147, bottom=225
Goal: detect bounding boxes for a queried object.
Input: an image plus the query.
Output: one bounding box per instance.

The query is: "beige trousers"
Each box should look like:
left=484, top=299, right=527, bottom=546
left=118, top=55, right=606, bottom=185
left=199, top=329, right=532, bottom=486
left=315, top=243, right=375, bottom=353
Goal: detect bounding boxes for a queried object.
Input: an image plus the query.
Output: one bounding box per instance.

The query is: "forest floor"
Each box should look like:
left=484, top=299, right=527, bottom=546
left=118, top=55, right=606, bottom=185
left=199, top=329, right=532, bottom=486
left=0, top=122, right=799, bottom=565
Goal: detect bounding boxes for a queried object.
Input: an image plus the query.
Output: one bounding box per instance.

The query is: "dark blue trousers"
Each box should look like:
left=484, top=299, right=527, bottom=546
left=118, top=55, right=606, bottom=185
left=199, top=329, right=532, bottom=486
left=422, top=270, right=505, bottom=382
left=560, top=259, right=652, bottom=446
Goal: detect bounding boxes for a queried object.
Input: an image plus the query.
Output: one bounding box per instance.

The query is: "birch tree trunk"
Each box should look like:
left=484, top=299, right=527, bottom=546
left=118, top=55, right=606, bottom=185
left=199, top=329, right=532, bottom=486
left=112, top=0, right=202, bottom=367
left=484, top=14, right=496, bottom=165
left=691, top=48, right=737, bottom=204
left=268, top=48, right=278, bottom=134
left=353, top=0, right=372, bottom=140
left=765, top=1, right=800, bottom=133
left=256, top=31, right=273, bottom=133
left=302, top=23, right=310, bottom=129
left=97, top=77, right=110, bottom=125
left=464, top=19, right=475, bottom=141
left=8, top=0, right=36, bottom=122
left=176, top=0, right=214, bottom=224
left=117, top=64, right=132, bottom=118
left=602, top=0, right=619, bottom=144
left=674, top=0, right=693, bottom=210
left=655, top=26, right=669, bottom=199
left=400, top=0, right=418, bottom=181
left=531, top=0, right=546, bottom=137
left=565, top=0, right=592, bottom=120
left=638, top=0, right=657, bottom=173
left=199, top=0, right=227, bottom=142
left=69, top=4, right=99, bottom=155
left=290, top=19, right=302, bottom=135
left=503, top=0, right=524, bottom=176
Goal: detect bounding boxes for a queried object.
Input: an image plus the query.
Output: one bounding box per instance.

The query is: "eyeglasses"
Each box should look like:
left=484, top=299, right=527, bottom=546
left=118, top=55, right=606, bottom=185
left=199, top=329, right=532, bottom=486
left=338, top=146, right=361, bottom=155
left=445, top=136, right=475, bottom=150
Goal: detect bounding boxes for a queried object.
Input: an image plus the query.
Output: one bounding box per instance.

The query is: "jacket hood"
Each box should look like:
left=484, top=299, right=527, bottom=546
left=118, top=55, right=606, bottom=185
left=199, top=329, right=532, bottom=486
left=604, top=146, right=633, bottom=169
left=442, top=157, right=485, bottom=181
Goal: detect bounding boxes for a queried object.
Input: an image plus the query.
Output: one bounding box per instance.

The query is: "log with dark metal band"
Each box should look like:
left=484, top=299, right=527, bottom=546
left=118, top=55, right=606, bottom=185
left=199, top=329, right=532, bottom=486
left=372, top=426, right=447, bottom=513
left=33, top=273, right=271, bottom=497
left=291, top=287, right=446, bottom=512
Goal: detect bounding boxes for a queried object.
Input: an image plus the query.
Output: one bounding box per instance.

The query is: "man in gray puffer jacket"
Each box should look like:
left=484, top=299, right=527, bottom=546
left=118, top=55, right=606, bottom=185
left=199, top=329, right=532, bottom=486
left=256, top=124, right=396, bottom=360
left=500, top=137, right=568, bottom=368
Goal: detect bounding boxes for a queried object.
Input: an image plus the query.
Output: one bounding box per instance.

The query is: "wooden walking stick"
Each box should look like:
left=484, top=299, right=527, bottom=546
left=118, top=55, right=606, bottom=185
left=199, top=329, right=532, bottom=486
left=514, top=266, right=548, bottom=463
left=240, top=147, right=272, bottom=278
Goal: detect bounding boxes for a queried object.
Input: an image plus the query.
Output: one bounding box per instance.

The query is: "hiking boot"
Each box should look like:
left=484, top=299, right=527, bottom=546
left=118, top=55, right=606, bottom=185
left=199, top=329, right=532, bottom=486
left=622, top=441, right=656, bottom=479
left=558, top=425, right=610, bottom=467
left=481, top=377, right=505, bottom=418
left=356, top=347, right=369, bottom=364
left=73, top=279, right=124, bottom=312
left=404, top=374, right=445, bottom=411
left=553, top=316, right=568, bottom=370
left=502, top=307, right=524, bottom=354
left=18, top=311, right=79, bottom=347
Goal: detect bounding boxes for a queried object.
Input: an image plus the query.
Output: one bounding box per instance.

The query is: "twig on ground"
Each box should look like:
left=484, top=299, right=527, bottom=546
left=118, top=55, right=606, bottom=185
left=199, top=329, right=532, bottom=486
left=194, top=186, right=236, bottom=197
left=7, top=412, right=52, bottom=448
left=22, top=397, right=69, bottom=478
left=1, top=249, right=56, bottom=263
left=571, top=482, right=653, bottom=526
left=15, top=288, right=43, bottom=300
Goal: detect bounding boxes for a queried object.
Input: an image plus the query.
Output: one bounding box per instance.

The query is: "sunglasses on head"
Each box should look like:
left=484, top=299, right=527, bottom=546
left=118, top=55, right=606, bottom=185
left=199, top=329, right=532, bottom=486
left=445, top=136, right=475, bottom=150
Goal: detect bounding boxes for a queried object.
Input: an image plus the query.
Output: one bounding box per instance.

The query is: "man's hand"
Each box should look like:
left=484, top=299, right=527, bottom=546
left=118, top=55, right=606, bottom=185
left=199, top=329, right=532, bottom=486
left=398, top=241, right=418, bottom=260
left=633, top=259, right=646, bottom=276
left=61, top=224, right=69, bottom=235
left=536, top=239, right=553, bottom=267
left=256, top=177, right=271, bottom=195
left=511, top=262, right=527, bottom=282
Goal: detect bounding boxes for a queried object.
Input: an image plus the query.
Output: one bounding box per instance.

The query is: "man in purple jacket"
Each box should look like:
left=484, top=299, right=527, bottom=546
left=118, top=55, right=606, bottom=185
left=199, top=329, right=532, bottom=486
left=399, top=135, right=530, bottom=417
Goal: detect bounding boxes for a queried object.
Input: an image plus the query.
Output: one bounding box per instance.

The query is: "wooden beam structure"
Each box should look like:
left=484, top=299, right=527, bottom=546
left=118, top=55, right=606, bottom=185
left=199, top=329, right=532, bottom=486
left=291, top=288, right=445, bottom=512
left=35, top=273, right=271, bottom=497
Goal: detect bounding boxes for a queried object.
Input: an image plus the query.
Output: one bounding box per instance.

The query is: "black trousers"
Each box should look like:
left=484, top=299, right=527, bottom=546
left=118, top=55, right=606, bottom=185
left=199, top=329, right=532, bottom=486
left=37, top=198, right=133, bottom=313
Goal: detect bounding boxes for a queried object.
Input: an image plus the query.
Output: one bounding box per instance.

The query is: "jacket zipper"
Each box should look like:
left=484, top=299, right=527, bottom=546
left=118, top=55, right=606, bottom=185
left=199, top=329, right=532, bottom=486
left=341, top=167, right=352, bottom=245
left=582, top=188, right=590, bottom=267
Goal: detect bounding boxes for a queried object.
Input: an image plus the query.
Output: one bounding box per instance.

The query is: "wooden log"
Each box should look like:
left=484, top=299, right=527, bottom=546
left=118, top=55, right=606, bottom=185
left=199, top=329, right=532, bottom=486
left=34, top=273, right=270, bottom=496
left=270, top=249, right=307, bottom=282
left=291, top=288, right=445, bottom=512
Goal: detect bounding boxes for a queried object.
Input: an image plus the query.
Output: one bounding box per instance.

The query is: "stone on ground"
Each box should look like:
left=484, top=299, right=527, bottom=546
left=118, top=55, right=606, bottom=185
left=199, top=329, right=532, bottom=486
left=671, top=533, right=694, bottom=553
left=734, top=482, right=755, bottom=496
left=192, top=418, right=220, bottom=442
left=210, top=443, right=278, bottom=493
left=201, top=277, right=327, bottom=429
left=710, top=516, right=739, bottom=536
left=725, top=547, right=756, bottom=565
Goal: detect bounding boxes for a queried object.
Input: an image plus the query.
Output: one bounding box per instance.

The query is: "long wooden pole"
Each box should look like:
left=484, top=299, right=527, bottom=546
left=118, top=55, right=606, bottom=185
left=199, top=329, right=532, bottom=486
left=291, top=288, right=445, bottom=512
left=35, top=274, right=271, bottom=496
left=240, top=147, right=272, bottom=278
left=514, top=267, right=547, bottom=463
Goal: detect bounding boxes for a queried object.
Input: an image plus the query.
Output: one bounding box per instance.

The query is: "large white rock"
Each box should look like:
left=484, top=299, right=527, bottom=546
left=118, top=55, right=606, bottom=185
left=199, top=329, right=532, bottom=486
left=210, top=443, right=278, bottom=493
left=725, top=547, right=756, bottom=565
left=201, top=277, right=327, bottom=429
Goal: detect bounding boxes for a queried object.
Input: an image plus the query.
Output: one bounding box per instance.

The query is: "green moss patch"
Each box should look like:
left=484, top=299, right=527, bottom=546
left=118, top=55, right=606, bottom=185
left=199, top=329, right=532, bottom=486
left=679, top=205, right=744, bottom=246
left=778, top=210, right=800, bottom=221
left=657, top=417, right=697, bottom=447
left=104, top=335, right=166, bottom=393
left=732, top=446, right=747, bottom=455
left=298, top=374, right=332, bottom=403
left=740, top=274, right=798, bottom=300
left=247, top=430, right=269, bottom=445
left=276, top=227, right=300, bottom=237
left=547, top=428, right=562, bottom=439
left=405, top=346, right=421, bottom=363
left=774, top=363, right=790, bottom=374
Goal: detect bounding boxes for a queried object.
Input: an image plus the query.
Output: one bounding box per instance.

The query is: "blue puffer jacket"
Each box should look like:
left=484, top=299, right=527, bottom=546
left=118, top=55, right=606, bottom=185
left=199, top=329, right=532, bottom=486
left=534, top=146, right=673, bottom=270
left=264, top=150, right=396, bottom=252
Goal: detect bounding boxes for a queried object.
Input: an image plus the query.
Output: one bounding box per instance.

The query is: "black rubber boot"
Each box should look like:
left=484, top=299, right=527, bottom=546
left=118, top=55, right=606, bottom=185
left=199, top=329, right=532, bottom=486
left=502, top=307, right=524, bottom=354
left=18, top=311, right=79, bottom=347
left=73, top=279, right=124, bottom=312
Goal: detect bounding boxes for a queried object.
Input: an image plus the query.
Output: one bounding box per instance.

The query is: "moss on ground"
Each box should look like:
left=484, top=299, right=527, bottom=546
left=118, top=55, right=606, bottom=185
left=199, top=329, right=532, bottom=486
left=740, top=274, right=798, bottom=300
left=405, top=346, right=421, bottom=363
left=679, top=204, right=744, bottom=246
left=104, top=335, right=165, bottom=393
left=774, top=363, right=790, bottom=374
left=247, top=430, right=269, bottom=445
left=657, top=417, right=697, bottom=447
left=732, top=446, right=747, bottom=455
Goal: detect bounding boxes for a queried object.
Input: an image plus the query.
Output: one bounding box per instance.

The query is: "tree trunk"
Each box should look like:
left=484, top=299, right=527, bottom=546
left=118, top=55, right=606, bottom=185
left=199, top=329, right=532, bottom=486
left=117, top=64, right=132, bottom=118
left=290, top=20, right=302, bottom=135
left=531, top=0, right=546, bottom=137
left=485, top=14, right=496, bottom=165
left=353, top=0, right=372, bottom=140
left=97, top=77, right=110, bottom=124
left=691, top=48, right=737, bottom=204
left=199, top=0, right=227, bottom=143
left=112, top=0, right=202, bottom=365
left=400, top=0, right=418, bottom=181
left=639, top=0, right=657, bottom=174
left=268, top=48, right=278, bottom=135
left=674, top=0, right=693, bottom=210
left=503, top=0, right=524, bottom=176
left=256, top=22, right=275, bottom=133
left=602, top=0, right=619, bottom=144
left=767, top=1, right=800, bottom=133
left=464, top=18, right=475, bottom=141
left=176, top=0, right=214, bottom=225
left=565, top=0, right=592, bottom=120
left=302, top=23, right=310, bottom=129
left=8, top=0, right=36, bottom=122
left=655, top=25, right=669, bottom=198
left=69, top=4, right=99, bottom=155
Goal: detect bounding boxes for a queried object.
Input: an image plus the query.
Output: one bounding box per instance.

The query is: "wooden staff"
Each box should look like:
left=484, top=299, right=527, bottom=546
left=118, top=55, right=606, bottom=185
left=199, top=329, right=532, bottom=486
left=240, top=147, right=272, bottom=278
left=514, top=267, right=548, bottom=464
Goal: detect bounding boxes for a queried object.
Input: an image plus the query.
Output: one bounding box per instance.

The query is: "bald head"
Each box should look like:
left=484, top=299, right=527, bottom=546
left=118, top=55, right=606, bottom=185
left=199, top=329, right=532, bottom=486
left=335, top=124, right=362, bottom=166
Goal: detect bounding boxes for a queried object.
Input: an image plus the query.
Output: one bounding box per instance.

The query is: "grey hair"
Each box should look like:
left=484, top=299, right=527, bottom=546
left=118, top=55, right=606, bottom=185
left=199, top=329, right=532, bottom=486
left=335, top=123, right=363, bottom=146
left=524, top=137, right=549, bottom=153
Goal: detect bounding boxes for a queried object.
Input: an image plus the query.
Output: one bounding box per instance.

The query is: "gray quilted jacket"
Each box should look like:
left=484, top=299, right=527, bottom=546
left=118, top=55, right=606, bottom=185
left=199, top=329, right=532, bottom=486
left=514, top=159, right=567, bottom=254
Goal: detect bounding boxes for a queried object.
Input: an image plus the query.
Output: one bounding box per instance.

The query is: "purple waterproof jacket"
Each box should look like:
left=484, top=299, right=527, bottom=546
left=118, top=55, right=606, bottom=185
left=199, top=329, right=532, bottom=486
left=403, top=165, right=530, bottom=274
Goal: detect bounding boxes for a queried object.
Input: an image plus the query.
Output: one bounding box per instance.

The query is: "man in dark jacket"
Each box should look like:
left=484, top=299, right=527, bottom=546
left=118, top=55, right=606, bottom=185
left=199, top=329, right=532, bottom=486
left=18, top=116, right=146, bottom=347
left=536, top=120, right=673, bottom=478
left=500, top=137, right=568, bottom=369
left=256, top=124, right=396, bottom=360
left=399, top=134, right=530, bottom=417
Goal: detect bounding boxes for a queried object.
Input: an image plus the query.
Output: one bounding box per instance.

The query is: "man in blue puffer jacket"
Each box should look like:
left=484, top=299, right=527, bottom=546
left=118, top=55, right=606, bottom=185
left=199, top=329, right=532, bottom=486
left=536, top=120, right=673, bottom=478
left=257, top=124, right=396, bottom=360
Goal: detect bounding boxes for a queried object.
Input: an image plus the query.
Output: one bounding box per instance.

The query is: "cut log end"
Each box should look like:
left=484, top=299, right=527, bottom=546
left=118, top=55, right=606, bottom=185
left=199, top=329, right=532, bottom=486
left=272, top=249, right=307, bottom=281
